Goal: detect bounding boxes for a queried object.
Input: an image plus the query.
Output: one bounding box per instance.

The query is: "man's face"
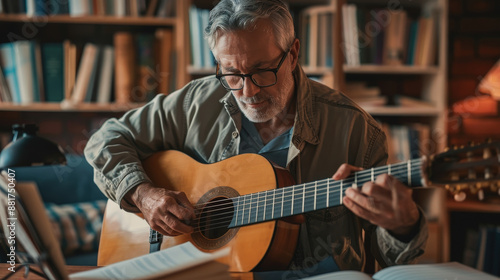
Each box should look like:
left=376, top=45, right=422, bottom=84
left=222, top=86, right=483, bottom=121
left=213, top=20, right=297, bottom=123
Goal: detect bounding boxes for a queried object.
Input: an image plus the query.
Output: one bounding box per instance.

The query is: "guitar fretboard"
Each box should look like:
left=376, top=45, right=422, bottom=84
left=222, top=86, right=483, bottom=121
left=228, top=158, right=423, bottom=228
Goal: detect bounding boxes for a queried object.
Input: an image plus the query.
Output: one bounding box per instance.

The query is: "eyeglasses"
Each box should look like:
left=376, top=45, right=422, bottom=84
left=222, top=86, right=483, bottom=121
left=216, top=48, right=290, bottom=91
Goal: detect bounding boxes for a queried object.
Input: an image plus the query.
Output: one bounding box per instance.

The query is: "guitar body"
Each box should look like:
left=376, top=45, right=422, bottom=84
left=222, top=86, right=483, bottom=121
left=98, top=150, right=300, bottom=272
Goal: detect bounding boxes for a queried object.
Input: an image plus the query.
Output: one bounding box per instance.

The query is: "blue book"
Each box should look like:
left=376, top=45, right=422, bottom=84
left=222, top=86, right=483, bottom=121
left=12, top=41, right=40, bottom=103
left=41, top=43, right=65, bottom=102
left=0, top=43, right=21, bottom=103
left=406, top=20, right=418, bottom=65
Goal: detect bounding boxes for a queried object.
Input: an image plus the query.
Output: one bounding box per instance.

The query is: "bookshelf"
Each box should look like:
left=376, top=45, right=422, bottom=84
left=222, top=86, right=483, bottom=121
left=0, top=0, right=190, bottom=111
left=185, top=0, right=448, bottom=158
left=446, top=198, right=500, bottom=276
left=0, top=0, right=192, bottom=151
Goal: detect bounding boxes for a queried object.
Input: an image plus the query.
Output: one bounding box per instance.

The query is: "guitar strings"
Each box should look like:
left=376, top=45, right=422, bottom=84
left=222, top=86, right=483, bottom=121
left=192, top=159, right=422, bottom=215
left=191, top=159, right=422, bottom=221
left=192, top=164, right=423, bottom=233
left=189, top=160, right=423, bottom=233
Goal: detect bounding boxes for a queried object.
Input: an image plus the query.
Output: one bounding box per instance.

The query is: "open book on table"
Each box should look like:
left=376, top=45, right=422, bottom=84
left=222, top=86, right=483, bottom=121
left=302, top=262, right=499, bottom=280
left=0, top=173, right=230, bottom=280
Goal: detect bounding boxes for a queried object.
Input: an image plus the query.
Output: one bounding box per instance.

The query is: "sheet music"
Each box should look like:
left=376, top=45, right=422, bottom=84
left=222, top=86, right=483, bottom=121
left=69, top=242, right=230, bottom=280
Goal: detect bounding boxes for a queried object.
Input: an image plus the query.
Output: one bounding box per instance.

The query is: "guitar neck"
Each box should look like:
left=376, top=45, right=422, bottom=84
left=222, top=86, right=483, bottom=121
left=229, top=158, right=423, bottom=228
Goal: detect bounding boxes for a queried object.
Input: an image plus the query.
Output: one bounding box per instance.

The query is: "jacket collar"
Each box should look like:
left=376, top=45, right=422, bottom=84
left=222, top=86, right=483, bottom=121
left=219, top=64, right=321, bottom=145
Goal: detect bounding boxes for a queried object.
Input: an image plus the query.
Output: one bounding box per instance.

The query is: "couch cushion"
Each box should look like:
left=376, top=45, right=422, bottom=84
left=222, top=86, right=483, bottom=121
left=45, top=200, right=106, bottom=256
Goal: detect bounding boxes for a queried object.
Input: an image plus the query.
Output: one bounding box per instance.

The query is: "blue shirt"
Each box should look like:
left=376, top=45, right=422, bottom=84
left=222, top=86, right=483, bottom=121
left=239, top=114, right=293, bottom=168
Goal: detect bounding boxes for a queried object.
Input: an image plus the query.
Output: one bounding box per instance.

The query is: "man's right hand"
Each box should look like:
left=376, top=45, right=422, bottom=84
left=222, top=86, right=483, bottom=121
left=125, top=182, right=196, bottom=236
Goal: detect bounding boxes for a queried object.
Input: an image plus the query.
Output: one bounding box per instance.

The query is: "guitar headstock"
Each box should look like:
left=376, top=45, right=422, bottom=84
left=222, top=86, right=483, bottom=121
left=426, top=140, right=500, bottom=201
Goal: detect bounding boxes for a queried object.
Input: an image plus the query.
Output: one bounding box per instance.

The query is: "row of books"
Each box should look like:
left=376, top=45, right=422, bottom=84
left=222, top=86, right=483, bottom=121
left=298, top=5, right=335, bottom=70
left=0, top=29, right=174, bottom=105
left=188, top=5, right=215, bottom=69
left=342, top=4, right=437, bottom=67
left=462, top=225, right=500, bottom=276
left=380, top=122, right=431, bottom=164
left=0, top=0, right=175, bottom=18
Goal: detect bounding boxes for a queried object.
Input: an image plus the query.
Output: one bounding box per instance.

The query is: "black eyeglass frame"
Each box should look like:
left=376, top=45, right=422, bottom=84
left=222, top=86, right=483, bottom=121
left=215, top=48, right=291, bottom=91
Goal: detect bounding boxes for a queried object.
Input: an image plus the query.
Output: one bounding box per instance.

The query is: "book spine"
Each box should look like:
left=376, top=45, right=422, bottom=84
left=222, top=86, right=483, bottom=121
left=0, top=43, right=21, bottom=103
left=155, top=28, right=173, bottom=95
left=42, top=43, right=65, bottom=102
left=13, top=41, right=37, bottom=104
left=96, top=45, right=114, bottom=104
left=71, top=43, right=98, bottom=104
left=114, top=32, right=136, bottom=104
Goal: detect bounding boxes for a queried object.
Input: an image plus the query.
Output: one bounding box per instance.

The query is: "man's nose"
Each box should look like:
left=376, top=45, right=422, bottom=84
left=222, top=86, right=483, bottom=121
left=241, top=77, right=260, bottom=97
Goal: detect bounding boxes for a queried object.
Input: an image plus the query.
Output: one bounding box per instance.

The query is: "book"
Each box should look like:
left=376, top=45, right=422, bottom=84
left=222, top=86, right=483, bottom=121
left=302, top=262, right=500, bottom=280
left=63, top=40, right=77, bottom=101
left=155, top=28, right=173, bottom=95
left=114, top=32, right=136, bottom=104
left=69, top=242, right=230, bottom=280
left=12, top=40, right=40, bottom=104
left=382, top=10, right=407, bottom=65
left=0, top=43, right=20, bottom=103
left=96, top=45, right=114, bottom=104
left=71, top=43, right=98, bottom=104
left=0, top=65, right=12, bottom=102
left=135, top=33, right=155, bottom=102
left=41, top=43, right=65, bottom=102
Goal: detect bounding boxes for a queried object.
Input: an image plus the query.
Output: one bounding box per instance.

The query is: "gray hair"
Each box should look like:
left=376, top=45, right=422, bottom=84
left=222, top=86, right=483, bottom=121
left=204, top=0, right=295, bottom=52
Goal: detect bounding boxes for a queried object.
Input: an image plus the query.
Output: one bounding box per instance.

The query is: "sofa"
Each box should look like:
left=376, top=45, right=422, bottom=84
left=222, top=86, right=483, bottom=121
left=15, top=154, right=107, bottom=266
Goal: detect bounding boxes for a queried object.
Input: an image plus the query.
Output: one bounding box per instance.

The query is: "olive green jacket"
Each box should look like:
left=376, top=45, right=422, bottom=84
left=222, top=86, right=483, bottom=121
left=84, top=65, right=427, bottom=272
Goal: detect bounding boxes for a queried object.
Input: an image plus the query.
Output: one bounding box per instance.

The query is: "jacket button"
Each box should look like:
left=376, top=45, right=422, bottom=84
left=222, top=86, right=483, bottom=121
left=232, top=131, right=239, bottom=138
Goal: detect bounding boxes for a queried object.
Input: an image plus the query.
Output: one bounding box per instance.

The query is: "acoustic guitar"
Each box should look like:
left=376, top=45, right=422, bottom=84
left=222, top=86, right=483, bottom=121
left=98, top=142, right=500, bottom=272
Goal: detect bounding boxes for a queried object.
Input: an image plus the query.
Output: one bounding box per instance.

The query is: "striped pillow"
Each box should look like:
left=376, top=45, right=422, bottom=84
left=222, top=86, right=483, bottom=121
left=45, top=200, right=107, bottom=256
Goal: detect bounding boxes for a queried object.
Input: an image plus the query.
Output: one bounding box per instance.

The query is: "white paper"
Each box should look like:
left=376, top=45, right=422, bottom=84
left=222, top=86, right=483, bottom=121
left=69, top=242, right=230, bottom=280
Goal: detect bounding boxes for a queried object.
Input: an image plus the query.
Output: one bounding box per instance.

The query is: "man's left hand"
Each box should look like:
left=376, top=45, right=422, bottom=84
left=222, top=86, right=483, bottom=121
left=333, top=164, right=421, bottom=238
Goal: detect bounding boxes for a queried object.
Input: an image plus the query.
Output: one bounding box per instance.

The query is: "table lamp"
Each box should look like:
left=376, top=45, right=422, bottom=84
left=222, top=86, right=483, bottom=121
left=0, top=124, right=66, bottom=169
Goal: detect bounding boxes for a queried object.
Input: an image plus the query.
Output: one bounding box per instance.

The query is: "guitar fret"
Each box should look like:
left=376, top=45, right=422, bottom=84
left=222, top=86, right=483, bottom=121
left=388, top=164, right=391, bottom=175
left=291, top=185, right=294, bottom=215
left=272, top=189, right=275, bottom=219
left=262, top=191, right=267, bottom=221
left=408, top=160, right=411, bottom=186
left=248, top=193, right=251, bottom=224
left=371, top=168, right=374, bottom=181
left=326, top=180, right=329, bottom=207
left=241, top=195, right=245, bottom=226
left=314, top=181, right=317, bottom=211
left=340, top=180, right=343, bottom=205
left=255, top=192, right=259, bottom=223
left=281, top=188, right=284, bottom=218
left=236, top=197, right=241, bottom=226
left=300, top=184, right=306, bottom=214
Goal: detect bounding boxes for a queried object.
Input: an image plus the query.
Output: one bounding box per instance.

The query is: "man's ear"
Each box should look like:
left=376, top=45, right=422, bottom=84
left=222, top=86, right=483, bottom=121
left=290, top=38, right=300, bottom=69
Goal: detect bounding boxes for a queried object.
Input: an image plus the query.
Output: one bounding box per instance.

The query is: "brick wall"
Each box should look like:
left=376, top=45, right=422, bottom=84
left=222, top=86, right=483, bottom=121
left=448, top=0, right=500, bottom=105
left=447, top=0, right=500, bottom=145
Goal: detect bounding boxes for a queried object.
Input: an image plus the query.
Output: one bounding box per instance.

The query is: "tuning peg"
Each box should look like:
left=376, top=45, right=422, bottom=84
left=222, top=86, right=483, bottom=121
left=478, top=189, right=485, bottom=201
left=454, top=191, right=467, bottom=202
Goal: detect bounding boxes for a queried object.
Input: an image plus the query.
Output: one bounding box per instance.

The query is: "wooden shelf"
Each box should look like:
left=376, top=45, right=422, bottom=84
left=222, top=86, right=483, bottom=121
left=447, top=199, right=500, bottom=213
left=355, top=96, right=440, bottom=116
left=344, top=65, right=439, bottom=75
left=188, top=65, right=439, bottom=76
left=0, top=14, right=177, bottom=26
left=0, top=102, right=145, bottom=112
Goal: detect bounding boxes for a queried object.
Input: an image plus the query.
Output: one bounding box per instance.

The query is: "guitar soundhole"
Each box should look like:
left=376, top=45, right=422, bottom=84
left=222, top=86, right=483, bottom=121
left=192, top=186, right=239, bottom=250
left=199, top=197, right=234, bottom=239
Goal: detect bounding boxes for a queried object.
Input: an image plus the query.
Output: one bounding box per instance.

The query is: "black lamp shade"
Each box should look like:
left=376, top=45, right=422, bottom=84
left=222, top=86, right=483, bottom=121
left=0, top=126, right=66, bottom=169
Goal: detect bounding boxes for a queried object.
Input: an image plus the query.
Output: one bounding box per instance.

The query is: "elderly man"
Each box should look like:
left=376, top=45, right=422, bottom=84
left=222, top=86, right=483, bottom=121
left=85, top=0, right=427, bottom=276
